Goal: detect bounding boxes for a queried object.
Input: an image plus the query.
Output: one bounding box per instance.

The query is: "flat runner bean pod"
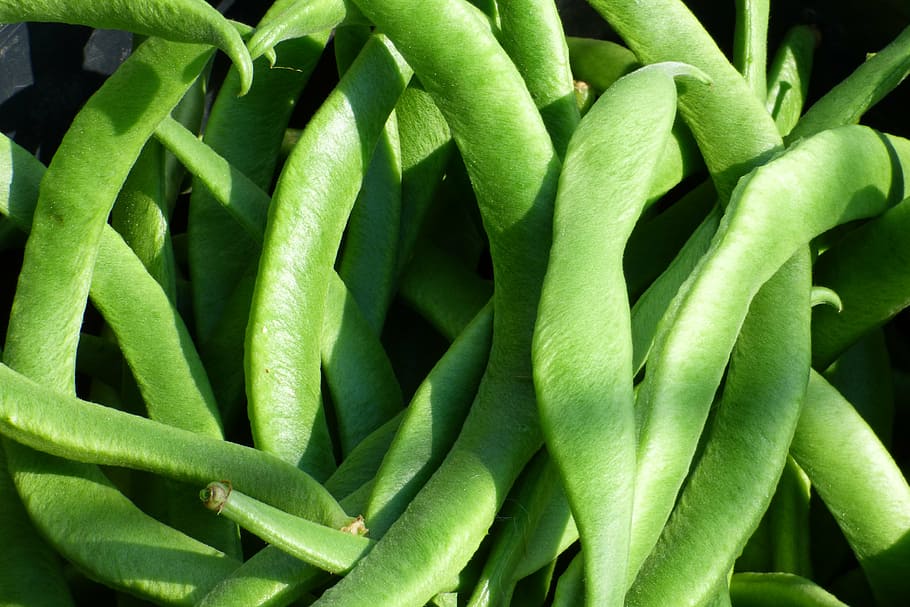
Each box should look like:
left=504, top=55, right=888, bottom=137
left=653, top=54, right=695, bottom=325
left=311, top=0, right=560, bottom=603
left=247, top=0, right=363, bottom=61
left=626, top=252, right=811, bottom=607
left=628, top=125, right=910, bottom=580
left=791, top=372, right=910, bottom=606
left=788, top=23, right=910, bottom=141
left=533, top=63, right=699, bottom=607
left=0, top=362, right=353, bottom=529
left=765, top=25, right=817, bottom=136
left=586, top=0, right=782, bottom=199
left=497, top=0, right=579, bottom=157
left=729, top=573, right=849, bottom=607
left=733, top=0, right=769, bottom=99
left=811, top=197, right=910, bottom=369
left=0, top=0, right=253, bottom=94
left=200, top=482, right=372, bottom=575
left=245, top=34, right=412, bottom=476
left=0, top=39, right=249, bottom=602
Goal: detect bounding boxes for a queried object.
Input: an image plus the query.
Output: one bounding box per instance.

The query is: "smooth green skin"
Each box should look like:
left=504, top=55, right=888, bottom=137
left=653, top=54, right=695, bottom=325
left=364, top=303, right=493, bottom=537
left=791, top=372, right=910, bottom=606
left=247, top=0, right=363, bottom=61
left=0, top=40, right=246, bottom=604
left=313, top=0, right=560, bottom=601
left=497, top=0, right=579, bottom=157
left=0, top=0, right=253, bottom=94
left=789, top=23, right=910, bottom=141
left=322, top=273, right=404, bottom=456
left=0, top=444, right=74, bottom=606
left=630, top=126, right=910, bottom=582
left=627, top=252, right=811, bottom=607
left=729, top=573, right=849, bottom=607
left=324, top=414, right=402, bottom=500
left=398, top=240, right=493, bottom=341
left=766, top=457, right=813, bottom=576
left=156, top=112, right=405, bottom=466
left=201, top=482, right=372, bottom=575
left=0, top=133, right=223, bottom=440
left=586, top=0, right=782, bottom=200
left=811, top=197, right=910, bottom=369
left=0, top=362, right=352, bottom=529
left=733, top=0, right=769, bottom=99
left=765, top=25, right=816, bottom=136
left=533, top=64, right=686, bottom=607
left=245, top=34, right=412, bottom=476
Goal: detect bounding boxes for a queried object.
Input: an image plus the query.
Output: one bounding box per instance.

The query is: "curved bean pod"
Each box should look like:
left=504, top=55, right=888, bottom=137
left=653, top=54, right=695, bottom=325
left=791, top=372, right=910, bottom=606
left=566, top=36, right=638, bottom=93
left=626, top=252, right=811, bottom=607
left=497, top=0, right=579, bottom=156
left=0, top=0, right=253, bottom=94
left=789, top=23, right=910, bottom=141
left=533, top=63, right=696, bottom=607
left=0, top=362, right=353, bottom=529
left=630, top=126, right=910, bottom=580
left=733, top=0, right=769, bottom=99
left=811, top=197, right=910, bottom=369
left=765, top=25, right=817, bottom=136
left=730, top=573, right=850, bottom=607
left=552, top=553, right=585, bottom=607
left=201, top=482, right=371, bottom=575
left=246, top=0, right=363, bottom=61
left=245, top=33, right=411, bottom=475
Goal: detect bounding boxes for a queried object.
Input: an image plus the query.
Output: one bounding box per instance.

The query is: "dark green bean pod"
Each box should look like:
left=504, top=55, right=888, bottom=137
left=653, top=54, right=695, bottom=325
left=324, top=414, right=403, bottom=500
left=629, top=126, right=910, bottom=580
left=766, top=457, right=813, bottom=576
left=566, top=37, right=639, bottom=93
left=733, top=0, right=769, bottom=98
left=398, top=240, right=493, bottom=341
left=0, top=445, right=74, bottom=606
left=0, top=0, right=253, bottom=94
left=789, top=23, right=910, bottom=141
left=497, top=0, right=579, bottom=157
left=533, top=63, right=698, bottom=607
left=245, top=34, right=411, bottom=477
left=729, top=573, right=849, bottom=607
left=811, top=197, right=910, bottom=369
left=364, top=303, right=493, bottom=537
left=791, top=372, right=910, bottom=606
left=551, top=553, right=585, bottom=607
left=765, top=25, right=817, bottom=136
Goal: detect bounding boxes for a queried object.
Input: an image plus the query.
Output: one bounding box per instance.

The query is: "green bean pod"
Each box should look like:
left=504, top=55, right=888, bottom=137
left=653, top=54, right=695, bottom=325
left=364, top=303, right=493, bottom=537
left=552, top=553, right=585, bottom=607
left=247, top=0, right=363, bottom=61
left=630, top=126, right=910, bottom=580
left=789, top=23, right=910, bottom=141
left=497, top=0, right=579, bottom=156
left=324, top=414, right=402, bottom=500
left=245, top=34, right=411, bottom=476
left=201, top=482, right=372, bottom=575
left=729, top=573, right=850, bottom=607
left=587, top=0, right=782, bottom=199
left=533, top=63, right=696, bottom=607
left=566, top=37, right=639, bottom=93
left=791, top=372, right=910, bottom=606
left=626, top=252, right=811, bottom=607
left=811, top=197, right=910, bottom=369
left=0, top=0, right=253, bottom=94
left=765, top=25, right=817, bottom=136
left=733, top=0, right=769, bottom=99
